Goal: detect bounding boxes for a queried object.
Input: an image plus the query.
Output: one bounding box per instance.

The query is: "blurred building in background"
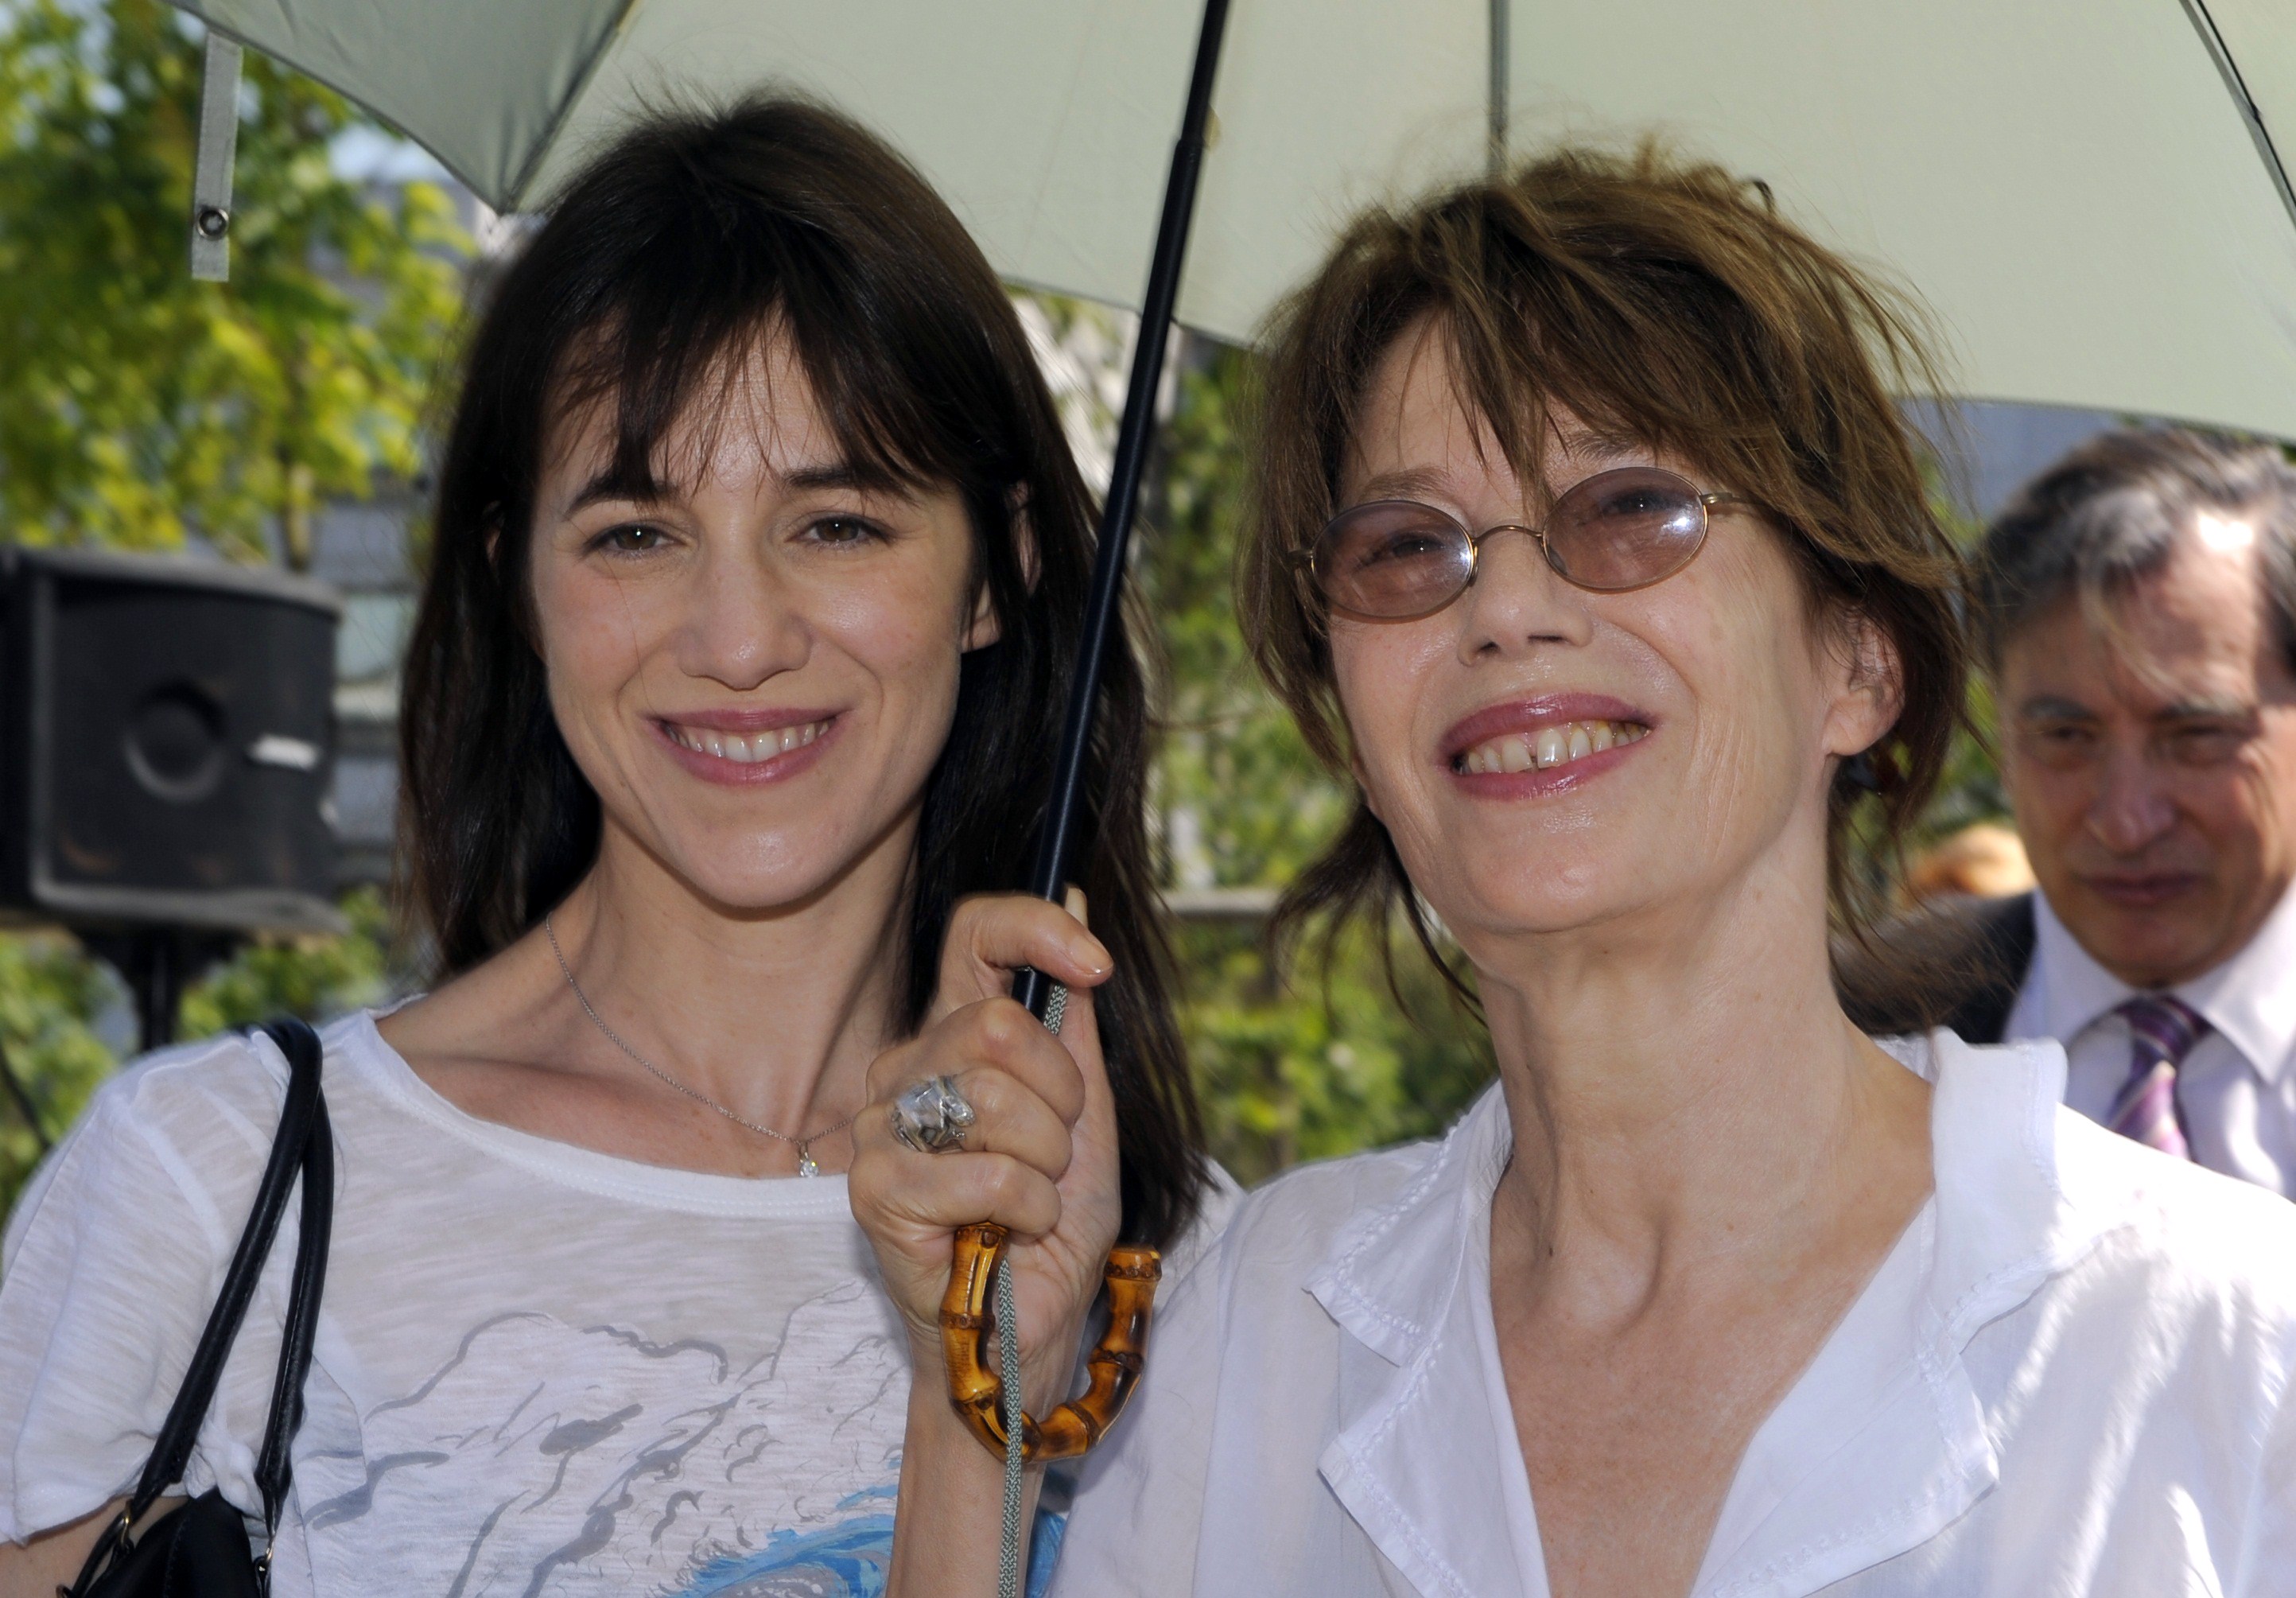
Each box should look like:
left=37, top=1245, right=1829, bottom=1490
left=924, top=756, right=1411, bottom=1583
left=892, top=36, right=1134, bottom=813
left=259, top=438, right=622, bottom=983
left=1944, top=401, right=2127, bottom=521
left=312, top=484, right=420, bottom=889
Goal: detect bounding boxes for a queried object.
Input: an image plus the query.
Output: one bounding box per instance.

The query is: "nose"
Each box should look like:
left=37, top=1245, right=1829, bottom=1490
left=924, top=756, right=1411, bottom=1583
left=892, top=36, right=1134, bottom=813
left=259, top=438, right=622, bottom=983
left=2085, top=742, right=2178, bottom=855
left=674, top=540, right=809, bottom=690
left=1455, top=527, right=1591, bottom=660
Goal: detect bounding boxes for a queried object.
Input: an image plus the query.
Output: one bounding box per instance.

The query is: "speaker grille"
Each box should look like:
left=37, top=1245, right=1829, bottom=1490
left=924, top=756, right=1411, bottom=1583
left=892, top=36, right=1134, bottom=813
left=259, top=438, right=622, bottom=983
left=3, top=550, right=342, bottom=933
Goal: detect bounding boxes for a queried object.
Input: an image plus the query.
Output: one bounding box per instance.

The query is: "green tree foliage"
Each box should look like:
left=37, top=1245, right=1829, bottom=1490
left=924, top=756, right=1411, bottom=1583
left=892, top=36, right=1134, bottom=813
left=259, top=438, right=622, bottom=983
left=1145, top=349, right=1350, bottom=886
left=0, top=931, right=115, bottom=1208
left=0, top=1, right=447, bottom=1212
left=176, top=885, right=392, bottom=1038
left=0, top=0, right=464, bottom=566
left=1177, top=920, right=1498, bottom=1187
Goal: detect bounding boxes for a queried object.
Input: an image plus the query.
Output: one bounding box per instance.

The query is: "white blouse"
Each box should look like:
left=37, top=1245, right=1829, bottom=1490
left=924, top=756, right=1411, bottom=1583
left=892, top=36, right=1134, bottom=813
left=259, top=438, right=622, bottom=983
left=1053, top=1032, right=2296, bottom=1597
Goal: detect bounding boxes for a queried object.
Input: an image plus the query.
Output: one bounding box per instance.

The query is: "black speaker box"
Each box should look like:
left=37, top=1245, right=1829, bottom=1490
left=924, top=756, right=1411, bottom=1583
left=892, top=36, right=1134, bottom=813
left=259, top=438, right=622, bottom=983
left=0, top=547, right=343, bottom=935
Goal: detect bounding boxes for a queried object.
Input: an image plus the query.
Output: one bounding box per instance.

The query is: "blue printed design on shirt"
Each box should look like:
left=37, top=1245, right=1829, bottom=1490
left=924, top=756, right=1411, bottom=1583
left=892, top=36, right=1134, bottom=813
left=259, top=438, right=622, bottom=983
left=659, top=1505, right=1063, bottom=1598
left=1026, top=1511, right=1066, bottom=1598
left=670, top=1511, right=895, bottom=1596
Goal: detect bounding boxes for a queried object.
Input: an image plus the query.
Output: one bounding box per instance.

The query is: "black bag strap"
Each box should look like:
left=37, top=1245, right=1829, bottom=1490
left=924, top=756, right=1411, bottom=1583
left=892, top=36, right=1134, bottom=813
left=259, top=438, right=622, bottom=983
left=122, top=1018, right=331, bottom=1534
left=254, top=1021, right=331, bottom=1536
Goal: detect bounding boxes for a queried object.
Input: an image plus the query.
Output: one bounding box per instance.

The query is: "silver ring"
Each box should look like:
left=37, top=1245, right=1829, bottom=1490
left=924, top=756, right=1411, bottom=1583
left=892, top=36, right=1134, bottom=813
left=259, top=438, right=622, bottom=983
left=891, top=1074, right=977, bottom=1154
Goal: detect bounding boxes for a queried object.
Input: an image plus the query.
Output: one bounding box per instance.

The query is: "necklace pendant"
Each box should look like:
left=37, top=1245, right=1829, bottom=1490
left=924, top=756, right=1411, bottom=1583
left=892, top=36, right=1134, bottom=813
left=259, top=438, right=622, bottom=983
left=796, top=1145, right=818, bottom=1178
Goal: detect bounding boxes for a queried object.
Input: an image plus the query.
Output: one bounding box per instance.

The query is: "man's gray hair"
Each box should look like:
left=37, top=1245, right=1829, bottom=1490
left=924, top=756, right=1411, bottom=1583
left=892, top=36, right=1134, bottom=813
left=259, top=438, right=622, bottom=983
left=1975, top=427, right=2296, bottom=669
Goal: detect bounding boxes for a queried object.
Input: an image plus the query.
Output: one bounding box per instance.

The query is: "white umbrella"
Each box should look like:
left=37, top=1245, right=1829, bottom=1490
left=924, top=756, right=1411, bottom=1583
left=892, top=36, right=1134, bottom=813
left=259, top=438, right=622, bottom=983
left=171, top=0, right=2296, bottom=437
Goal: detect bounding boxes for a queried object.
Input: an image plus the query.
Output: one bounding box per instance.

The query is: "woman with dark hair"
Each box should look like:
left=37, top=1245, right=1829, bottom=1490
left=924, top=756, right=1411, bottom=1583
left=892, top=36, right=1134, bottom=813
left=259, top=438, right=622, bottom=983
left=874, top=148, right=2296, bottom=1596
left=0, top=98, right=1210, bottom=1596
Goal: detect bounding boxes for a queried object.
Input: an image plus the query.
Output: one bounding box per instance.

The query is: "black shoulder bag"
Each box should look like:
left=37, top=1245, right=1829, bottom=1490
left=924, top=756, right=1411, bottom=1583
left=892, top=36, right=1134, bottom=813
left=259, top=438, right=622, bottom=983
left=67, top=1018, right=334, bottom=1598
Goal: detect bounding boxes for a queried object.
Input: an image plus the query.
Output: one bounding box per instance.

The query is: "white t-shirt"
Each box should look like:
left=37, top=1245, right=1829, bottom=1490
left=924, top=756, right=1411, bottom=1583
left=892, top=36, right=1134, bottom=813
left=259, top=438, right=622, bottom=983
left=1054, top=1032, right=2296, bottom=1597
left=2, top=1010, right=1213, bottom=1596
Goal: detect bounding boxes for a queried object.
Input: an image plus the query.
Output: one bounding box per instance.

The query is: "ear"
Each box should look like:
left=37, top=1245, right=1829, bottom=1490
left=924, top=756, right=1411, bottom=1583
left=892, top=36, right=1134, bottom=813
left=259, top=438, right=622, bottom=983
left=962, top=570, right=1001, bottom=651
left=1826, top=610, right=1904, bottom=760
left=483, top=508, right=546, bottom=651
left=482, top=504, right=506, bottom=575
left=1009, top=488, right=1042, bottom=592
left=965, top=490, right=1036, bottom=652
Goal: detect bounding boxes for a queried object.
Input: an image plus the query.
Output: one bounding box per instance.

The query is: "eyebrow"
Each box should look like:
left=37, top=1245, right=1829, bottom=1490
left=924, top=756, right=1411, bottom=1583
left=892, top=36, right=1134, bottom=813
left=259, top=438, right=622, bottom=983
left=2156, top=696, right=2256, bottom=721
left=566, top=466, right=658, bottom=515
left=565, top=457, right=888, bottom=514
left=1349, top=438, right=1656, bottom=511
left=785, top=461, right=882, bottom=492
left=2018, top=693, right=2256, bottom=723
left=1350, top=467, right=1454, bottom=504
left=2016, top=696, right=2099, bottom=721
left=1548, top=426, right=1647, bottom=464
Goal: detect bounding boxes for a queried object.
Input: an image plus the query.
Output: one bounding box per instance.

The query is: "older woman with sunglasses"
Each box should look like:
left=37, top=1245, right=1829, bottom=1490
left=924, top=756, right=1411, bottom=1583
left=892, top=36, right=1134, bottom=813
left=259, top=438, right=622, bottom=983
left=1032, top=152, right=2296, bottom=1596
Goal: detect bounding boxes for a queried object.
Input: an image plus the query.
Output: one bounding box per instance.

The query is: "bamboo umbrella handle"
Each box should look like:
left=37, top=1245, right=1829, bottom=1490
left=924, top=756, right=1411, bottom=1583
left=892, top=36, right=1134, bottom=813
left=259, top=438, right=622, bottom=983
left=941, top=1223, right=1162, bottom=1461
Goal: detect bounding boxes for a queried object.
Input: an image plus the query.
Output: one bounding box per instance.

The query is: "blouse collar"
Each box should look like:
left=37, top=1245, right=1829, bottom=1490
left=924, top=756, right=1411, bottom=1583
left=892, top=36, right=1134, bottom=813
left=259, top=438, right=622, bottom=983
left=1303, top=1032, right=2135, bottom=1598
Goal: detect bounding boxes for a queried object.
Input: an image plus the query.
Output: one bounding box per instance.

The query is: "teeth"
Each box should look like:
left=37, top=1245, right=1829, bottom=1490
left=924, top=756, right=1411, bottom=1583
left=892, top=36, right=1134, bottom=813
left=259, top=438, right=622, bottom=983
left=666, top=718, right=831, bottom=764
left=1455, top=720, right=1646, bottom=778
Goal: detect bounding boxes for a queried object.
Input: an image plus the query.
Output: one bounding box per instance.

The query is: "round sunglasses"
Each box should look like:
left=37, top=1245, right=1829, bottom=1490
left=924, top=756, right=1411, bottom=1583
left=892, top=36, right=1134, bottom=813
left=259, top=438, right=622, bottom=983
left=1293, top=466, right=1749, bottom=621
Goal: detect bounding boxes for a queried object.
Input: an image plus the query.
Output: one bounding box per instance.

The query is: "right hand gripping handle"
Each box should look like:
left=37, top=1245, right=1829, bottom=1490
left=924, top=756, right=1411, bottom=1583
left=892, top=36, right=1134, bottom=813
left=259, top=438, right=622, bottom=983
left=940, top=1223, right=1161, bottom=1462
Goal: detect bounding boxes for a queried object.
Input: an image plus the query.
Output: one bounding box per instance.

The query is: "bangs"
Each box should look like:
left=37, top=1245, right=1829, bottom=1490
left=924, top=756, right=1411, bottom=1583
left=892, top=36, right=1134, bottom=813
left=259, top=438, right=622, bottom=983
left=543, top=180, right=989, bottom=510
left=1367, top=306, right=1697, bottom=516
left=1439, top=291, right=1750, bottom=513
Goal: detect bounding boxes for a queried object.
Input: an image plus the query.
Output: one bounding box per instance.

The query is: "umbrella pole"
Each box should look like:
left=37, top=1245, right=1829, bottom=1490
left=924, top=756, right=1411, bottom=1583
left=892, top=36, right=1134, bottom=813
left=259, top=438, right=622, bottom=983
left=1010, top=0, right=1234, bottom=1019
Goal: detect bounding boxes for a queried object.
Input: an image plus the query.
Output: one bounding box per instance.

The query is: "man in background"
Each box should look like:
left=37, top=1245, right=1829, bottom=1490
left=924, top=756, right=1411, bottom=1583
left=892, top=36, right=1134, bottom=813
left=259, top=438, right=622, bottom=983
left=1940, top=428, right=2296, bottom=1195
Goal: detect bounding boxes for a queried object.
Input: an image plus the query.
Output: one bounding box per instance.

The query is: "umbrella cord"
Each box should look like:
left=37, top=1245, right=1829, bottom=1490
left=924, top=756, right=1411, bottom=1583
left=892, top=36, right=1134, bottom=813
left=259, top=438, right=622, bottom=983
left=997, top=1254, right=1024, bottom=1598
left=998, top=981, right=1066, bottom=1596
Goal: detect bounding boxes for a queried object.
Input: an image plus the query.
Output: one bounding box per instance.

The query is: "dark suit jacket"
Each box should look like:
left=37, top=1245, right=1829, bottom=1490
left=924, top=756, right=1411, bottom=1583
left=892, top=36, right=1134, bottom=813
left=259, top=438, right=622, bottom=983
left=1837, top=892, right=2037, bottom=1043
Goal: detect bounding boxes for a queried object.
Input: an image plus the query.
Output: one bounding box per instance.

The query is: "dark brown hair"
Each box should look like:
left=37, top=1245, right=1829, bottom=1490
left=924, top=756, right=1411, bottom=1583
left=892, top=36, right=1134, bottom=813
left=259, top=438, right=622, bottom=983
left=399, top=97, right=1204, bottom=1246
left=1239, top=146, right=1972, bottom=993
left=1977, top=426, right=2296, bottom=671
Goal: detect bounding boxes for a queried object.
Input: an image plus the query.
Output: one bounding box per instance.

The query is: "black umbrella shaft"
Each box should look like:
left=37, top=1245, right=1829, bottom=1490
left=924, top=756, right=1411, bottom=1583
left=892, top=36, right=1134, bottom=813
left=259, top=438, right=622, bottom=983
left=1012, top=0, right=1233, bottom=1020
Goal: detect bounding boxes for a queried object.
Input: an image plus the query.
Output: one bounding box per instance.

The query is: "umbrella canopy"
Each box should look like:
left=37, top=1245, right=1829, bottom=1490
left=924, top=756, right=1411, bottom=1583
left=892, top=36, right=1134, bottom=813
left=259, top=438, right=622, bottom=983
left=174, top=0, right=2296, bottom=438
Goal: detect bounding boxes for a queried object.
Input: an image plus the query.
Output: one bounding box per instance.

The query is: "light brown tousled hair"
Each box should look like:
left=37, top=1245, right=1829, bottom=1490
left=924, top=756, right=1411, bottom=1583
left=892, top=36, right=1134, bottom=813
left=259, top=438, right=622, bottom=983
left=1241, top=146, right=1972, bottom=1001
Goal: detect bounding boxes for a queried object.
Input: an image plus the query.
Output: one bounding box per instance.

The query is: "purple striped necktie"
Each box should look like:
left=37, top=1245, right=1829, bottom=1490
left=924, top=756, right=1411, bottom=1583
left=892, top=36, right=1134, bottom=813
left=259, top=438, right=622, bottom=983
left=2107, top=994, right=2210, bottom=1158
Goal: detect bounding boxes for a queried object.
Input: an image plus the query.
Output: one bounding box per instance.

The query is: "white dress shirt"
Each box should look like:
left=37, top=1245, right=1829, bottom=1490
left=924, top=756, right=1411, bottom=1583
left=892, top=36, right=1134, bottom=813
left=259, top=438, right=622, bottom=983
left=2006, top=882, right=2296, bottom=1195
left=1054, top=1034, right=2296, bottom=1597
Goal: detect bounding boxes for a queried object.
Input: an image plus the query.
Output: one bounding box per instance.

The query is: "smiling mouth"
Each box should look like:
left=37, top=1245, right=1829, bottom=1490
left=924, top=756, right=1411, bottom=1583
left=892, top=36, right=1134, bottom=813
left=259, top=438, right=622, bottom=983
left=660, top=717, right=833, bottom=765
left=1453, top=718, right=1650, bottom=776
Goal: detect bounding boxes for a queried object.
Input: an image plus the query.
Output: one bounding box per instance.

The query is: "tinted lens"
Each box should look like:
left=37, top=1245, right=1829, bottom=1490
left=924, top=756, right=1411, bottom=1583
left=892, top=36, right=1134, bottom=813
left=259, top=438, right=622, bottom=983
left=1543, top=468, right=1709, bottom=590
left=1312, top=501, right=1474, bottom=618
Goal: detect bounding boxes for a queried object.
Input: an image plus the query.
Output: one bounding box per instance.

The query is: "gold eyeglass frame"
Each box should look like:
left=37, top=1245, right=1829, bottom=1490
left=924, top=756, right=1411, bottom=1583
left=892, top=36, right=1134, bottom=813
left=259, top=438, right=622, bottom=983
left=1290, top=467, right=1750, bottom=623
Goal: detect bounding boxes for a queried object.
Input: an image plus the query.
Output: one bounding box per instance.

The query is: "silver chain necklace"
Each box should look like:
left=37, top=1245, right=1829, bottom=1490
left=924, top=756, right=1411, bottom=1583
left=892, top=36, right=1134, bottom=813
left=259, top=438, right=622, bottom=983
left=544, top=913, right=860, bottom=1176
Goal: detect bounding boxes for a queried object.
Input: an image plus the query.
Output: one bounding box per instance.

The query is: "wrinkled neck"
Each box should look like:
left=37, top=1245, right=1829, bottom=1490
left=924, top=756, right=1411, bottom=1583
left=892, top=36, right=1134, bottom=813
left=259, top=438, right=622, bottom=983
left=1472, top=853, right=1931, bottom=1321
